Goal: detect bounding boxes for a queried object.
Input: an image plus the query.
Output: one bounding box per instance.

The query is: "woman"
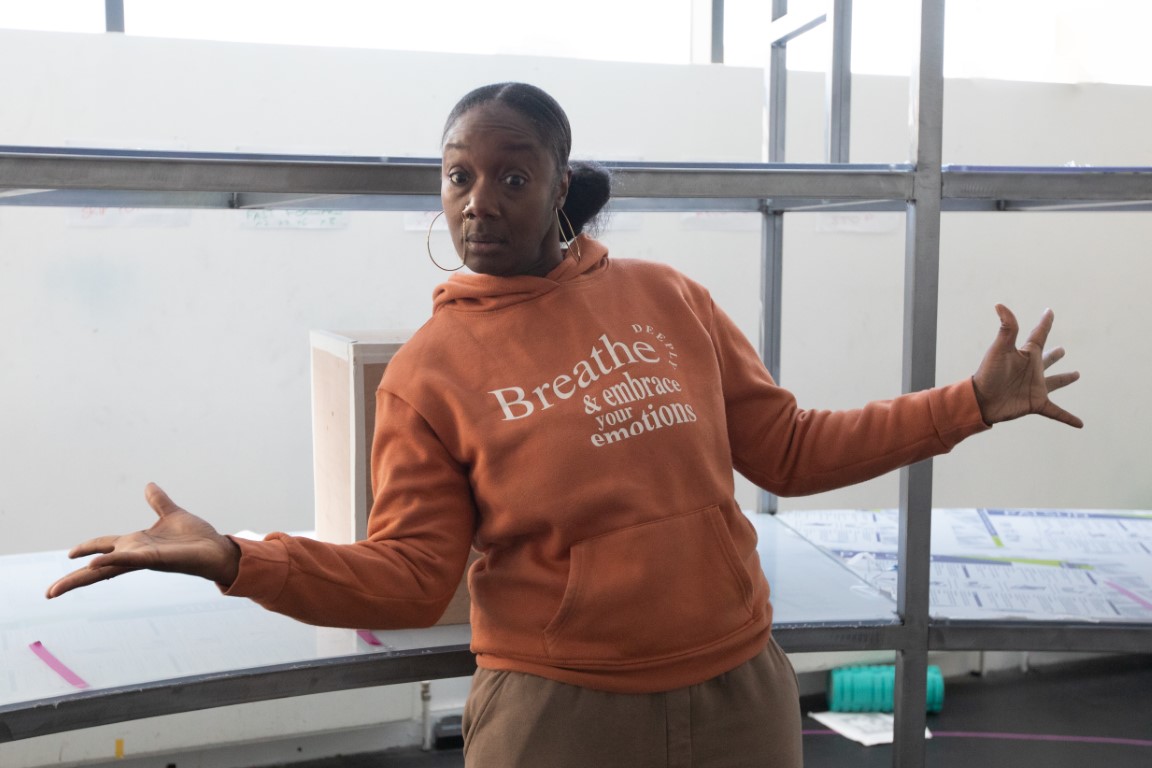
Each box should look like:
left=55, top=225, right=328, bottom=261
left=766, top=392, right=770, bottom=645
left=47, top=82, right=1081, bottom=767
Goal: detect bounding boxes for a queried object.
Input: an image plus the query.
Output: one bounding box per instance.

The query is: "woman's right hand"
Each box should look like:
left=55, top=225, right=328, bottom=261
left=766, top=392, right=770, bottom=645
left=46, top=483, right=241, bottom=599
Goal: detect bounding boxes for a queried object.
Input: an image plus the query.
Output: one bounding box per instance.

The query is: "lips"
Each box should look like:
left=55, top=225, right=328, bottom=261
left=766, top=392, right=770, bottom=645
left=463, top=234, right=507, bottom=258
left=464, top=232, right=505, bottom=245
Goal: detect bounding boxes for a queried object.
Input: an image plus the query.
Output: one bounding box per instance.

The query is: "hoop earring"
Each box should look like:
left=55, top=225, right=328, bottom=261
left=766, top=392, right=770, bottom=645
left=557, top=208, right=582, bottom=263
left=426, top=211, right=464, bottom=272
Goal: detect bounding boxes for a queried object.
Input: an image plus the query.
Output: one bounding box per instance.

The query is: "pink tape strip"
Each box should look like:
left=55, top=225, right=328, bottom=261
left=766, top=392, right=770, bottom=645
left=1104, top=580, right=1152, bottom=611
left=356, top=629, right=383, bottom=646
left=29, top=641, right=89, bottom=689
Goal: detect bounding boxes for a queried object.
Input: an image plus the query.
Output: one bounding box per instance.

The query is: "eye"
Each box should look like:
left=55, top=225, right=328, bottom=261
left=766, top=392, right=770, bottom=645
left=503, top=174, right=527, bottom=187
left=447, top=170, right=469, bottom=185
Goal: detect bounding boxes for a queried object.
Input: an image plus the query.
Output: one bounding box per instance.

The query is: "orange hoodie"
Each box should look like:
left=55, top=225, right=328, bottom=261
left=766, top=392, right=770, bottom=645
left=225, top=237, right=989, bottom=693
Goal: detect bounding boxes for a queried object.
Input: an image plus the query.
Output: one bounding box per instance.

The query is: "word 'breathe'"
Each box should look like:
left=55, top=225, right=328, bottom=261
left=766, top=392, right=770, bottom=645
left=488, top=334, right=659, bottom=421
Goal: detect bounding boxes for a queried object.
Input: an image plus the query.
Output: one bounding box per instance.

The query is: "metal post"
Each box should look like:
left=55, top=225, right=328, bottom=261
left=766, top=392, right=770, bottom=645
left=758, top=207, right=784, bottom=515
left=759, top=0, right=790, bottom=514
left=767, top=0, right=790, bottom=163
left=691, top=0, right=726, bottom=64
left=105, top=0, right=125, bottom=33
left=894, top=1, right=946, bottom=766
left=826, top=0, right=853, bottom=162
left=712, top=0, right=725, bottom=63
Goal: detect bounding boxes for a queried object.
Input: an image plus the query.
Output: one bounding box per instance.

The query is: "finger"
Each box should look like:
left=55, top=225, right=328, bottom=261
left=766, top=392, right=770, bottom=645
left=46, top=563, right=133, bottom=599
left=71, top=538, right=158, bottom=570
left=1045, top=370, right=1080, bottom=393
left=145, top=482, right=182, bottom=518
left=992, top=304, right=1020, bottom=350
left=67, top=535, right=122, bottom=559
left=1041, top=401, right=1084, bottom=429
left=1024, top=307, right=1055, bottom=351
left=1042, top=346, right=1066, bottom=370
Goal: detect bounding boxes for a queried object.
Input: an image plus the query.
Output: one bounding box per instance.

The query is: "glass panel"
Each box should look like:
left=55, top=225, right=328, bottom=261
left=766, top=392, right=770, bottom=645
left=943, top=78, right=1152, bottom=167
left=123, top=0, right=694, bottom=65
left=776, top=209, right=908, bottom=512
left=754, top=513, right=899, bottom=625
left=0, top=545, right=472, bottom=706
left=0, top=512, right=895, bottom=718
left=936, top=212, right=1149, bottom=511
left=779, top=508, right=1152, bottom=623
left=0, top=207, right=445, bottom=555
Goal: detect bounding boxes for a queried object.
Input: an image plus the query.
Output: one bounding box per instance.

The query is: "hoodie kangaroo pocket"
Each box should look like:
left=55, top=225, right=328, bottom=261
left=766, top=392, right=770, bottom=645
left=543, top=506, right=755, bottom=663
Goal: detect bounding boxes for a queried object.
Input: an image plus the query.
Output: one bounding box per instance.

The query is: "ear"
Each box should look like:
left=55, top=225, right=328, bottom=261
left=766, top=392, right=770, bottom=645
left=555, top=168, right=572, bottom=209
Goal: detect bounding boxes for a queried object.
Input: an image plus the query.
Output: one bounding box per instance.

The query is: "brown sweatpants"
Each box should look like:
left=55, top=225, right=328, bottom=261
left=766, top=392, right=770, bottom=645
left=462, top=638, right=802, bottom=768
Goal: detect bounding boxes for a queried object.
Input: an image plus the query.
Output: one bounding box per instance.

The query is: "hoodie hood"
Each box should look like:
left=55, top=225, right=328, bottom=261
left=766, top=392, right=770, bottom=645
left=431, top=235, right=609, bottom=313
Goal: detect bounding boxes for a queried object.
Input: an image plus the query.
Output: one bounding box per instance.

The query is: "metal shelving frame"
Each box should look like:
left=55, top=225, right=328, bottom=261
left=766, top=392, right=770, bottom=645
left=2, top=1, right=1152, bottom=763
left=762, top=2, right=1151, bottom=766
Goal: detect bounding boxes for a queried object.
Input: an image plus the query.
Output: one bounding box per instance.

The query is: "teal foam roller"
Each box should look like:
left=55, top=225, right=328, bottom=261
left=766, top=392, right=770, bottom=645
left=827, top=665, right=944, bottom=713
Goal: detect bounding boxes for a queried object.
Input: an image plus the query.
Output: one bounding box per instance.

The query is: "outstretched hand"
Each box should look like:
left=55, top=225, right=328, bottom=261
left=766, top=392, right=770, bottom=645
left=972, top=305, right=1083, bottom=429
left=46, top=483, right=241, bottom=599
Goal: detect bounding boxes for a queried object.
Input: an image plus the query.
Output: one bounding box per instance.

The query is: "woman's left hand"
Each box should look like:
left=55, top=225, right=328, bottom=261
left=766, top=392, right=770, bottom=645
left=971, top=304, right=1083, bottom=428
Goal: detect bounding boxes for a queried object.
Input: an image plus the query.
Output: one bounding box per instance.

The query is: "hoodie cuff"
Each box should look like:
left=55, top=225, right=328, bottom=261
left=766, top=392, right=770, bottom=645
left=218, top=534, right=291, bottom=600
left=929, top=379, right=992, bottom=447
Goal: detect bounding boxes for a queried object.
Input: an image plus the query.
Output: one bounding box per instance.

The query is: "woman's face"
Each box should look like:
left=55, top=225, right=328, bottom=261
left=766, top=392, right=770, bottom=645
left=440, top=102, right=569, bottom=277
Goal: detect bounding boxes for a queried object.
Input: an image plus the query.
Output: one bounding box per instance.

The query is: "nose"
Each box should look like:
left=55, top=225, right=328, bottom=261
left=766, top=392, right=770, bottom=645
left=463, top=178, right=499, bottom=219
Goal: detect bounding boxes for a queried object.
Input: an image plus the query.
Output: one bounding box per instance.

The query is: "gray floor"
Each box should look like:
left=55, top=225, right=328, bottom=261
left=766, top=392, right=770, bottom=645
left=802, top=653, right=1152, bottom=767
left=277, top=654, right=1152, bottom=768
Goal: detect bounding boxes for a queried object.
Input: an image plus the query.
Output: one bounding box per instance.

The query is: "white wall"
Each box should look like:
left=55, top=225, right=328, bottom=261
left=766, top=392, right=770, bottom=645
left=2, top=28, right=1151, bottom=767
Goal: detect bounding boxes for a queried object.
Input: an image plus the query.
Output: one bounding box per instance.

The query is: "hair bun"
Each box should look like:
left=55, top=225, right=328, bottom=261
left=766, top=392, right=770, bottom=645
left=562, top=161, right=612, bottom=239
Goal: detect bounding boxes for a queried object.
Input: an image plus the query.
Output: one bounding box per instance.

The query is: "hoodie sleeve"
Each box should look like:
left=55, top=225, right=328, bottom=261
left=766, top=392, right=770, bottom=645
left=710, top=301, right=990, bottom=497
left=223, top=390, right=476, bottom=629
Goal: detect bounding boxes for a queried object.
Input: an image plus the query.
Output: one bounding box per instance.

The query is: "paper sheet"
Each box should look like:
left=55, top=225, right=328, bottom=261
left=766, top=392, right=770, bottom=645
left=809, top=711, right=932, bottom=746
left=779, top=509, right=1152, bottom=622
